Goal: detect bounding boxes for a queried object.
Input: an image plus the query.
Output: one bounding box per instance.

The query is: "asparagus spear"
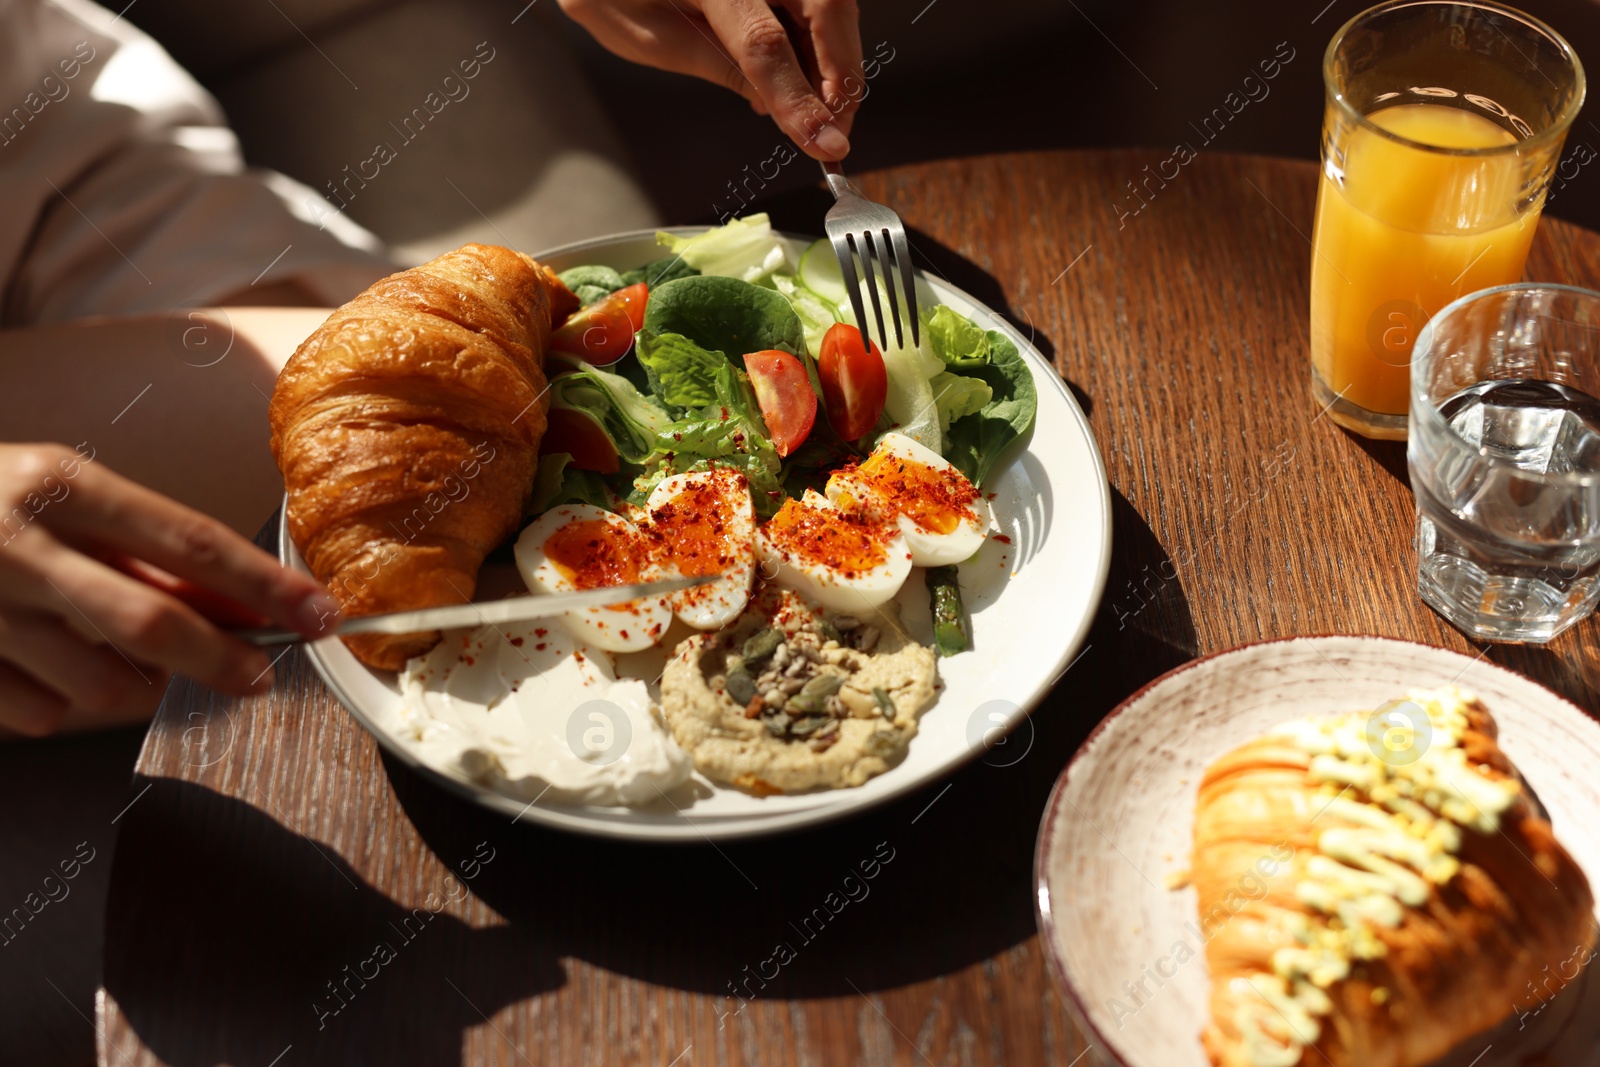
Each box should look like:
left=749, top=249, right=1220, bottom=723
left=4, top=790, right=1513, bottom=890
left=924, top=565, right=968, bottom=656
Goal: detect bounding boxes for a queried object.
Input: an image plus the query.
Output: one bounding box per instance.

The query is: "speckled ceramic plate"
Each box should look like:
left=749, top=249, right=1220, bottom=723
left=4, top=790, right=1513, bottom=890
left=1034, top=635, right=1600, bottom=1067
left=280, top=228, right=1112, bottom=841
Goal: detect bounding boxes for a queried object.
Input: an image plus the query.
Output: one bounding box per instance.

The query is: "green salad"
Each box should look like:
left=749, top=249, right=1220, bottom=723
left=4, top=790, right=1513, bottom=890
left=534, top=213, right=1038, bottom=527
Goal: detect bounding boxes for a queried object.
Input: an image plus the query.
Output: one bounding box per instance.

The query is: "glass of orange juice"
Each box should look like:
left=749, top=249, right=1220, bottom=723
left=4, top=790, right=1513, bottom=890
left=1310, top=0, right=1584, bottom=439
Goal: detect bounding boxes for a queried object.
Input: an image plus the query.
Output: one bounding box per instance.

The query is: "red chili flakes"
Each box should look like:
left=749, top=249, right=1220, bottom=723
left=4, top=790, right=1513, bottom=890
left=762, top=497, right=893, bottom=577
left=535, top=643, right=547, bottom=651
left=509, top=636, right=525, bottom=646
left=852, top=451, right=980, bottom=535
left=992, top=534, right=1012, bottom=544
left=535, top=628, right=548, bottom=637
left=543, top=518, right=645, bottom=588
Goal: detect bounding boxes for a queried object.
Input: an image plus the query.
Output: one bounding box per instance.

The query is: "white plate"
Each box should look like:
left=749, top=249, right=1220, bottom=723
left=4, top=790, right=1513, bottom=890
left=281, top=228, right=1111, bottom=841
left=1035, top=635, right=1600, bottom=1067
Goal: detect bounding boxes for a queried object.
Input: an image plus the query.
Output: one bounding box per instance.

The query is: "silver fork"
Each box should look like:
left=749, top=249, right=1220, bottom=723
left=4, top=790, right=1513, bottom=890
left=821, top=160, right=919, bottom=351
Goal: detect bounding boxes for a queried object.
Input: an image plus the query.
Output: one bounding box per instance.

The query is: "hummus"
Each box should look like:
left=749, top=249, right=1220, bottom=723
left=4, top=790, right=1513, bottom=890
left=659, top=587, right=938, bottom=794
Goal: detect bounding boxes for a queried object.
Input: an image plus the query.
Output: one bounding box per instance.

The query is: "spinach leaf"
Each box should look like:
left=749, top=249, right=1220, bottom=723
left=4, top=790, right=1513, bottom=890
left=619, top=257, right=700, bottom=289
left=558, top=265, right=625, bottom=306
left=942, top=331, right=1037, bottom=487
left=530, top=453, right=612, bottom=514
left=642, top=275, right=805, bottom=364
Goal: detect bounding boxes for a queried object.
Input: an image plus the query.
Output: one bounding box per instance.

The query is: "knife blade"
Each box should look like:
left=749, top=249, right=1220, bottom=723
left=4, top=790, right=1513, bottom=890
left=234, top=574, right=717, bottom=647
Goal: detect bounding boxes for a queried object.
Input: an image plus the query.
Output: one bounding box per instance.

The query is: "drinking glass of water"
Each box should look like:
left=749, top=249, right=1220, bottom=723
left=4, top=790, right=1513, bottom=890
left=1410, top=283, right=1600, bottom=642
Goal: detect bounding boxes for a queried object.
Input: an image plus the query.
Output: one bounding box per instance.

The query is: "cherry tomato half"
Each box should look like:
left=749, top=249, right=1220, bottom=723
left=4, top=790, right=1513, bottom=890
left=550, top=283, right=648, bottom=365
left=539, top=405, right=621, bottom=474
left=744, top=349, right=817, bottom=458
left=817, top=323, right=888, bottom=441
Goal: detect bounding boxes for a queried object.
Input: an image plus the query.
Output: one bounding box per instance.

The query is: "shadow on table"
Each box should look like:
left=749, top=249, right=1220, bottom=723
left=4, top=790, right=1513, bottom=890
left=379, top=488, right=1196, bottom=1004
left=101, top=777, right=563, bottom=1067
left=1347, top=431, right=1411, bottom=490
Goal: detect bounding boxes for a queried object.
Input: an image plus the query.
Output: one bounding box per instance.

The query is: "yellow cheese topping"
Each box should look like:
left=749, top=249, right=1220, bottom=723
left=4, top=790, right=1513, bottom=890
left=1229, top=686, right=1520, bottom=1067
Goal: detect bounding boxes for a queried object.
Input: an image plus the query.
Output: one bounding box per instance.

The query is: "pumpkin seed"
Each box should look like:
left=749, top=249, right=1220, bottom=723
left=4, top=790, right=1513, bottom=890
left=725, top=668, right=756, bottom=706
left=789, top=715, right=832, bottom=736
left=872, top=686, right=895, bottom=717
left=799, top=673, right=845, bottom=700
left=742, top=628, right=783, bottom=664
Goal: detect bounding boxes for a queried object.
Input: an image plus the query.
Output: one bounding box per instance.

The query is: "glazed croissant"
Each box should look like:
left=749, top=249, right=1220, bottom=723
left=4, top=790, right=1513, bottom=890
left=1192, top=687, right=1594, bottom=1067
left=269, top=243, right=578, bottom=670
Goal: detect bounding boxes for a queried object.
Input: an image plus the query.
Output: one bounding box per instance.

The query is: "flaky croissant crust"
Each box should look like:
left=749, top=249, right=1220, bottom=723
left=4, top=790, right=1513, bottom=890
left=1193, top=694, right=1595, bottom=1067
left=270, top=244, right=574, bottom=669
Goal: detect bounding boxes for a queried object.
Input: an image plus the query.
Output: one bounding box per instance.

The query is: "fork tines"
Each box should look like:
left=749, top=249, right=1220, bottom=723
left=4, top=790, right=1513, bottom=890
left=828, top=224, right=920, bottom=352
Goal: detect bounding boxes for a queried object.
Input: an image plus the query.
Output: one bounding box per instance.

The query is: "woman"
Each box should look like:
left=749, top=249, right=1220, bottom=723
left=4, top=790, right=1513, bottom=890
left=0, top=0, right=862, bottom=737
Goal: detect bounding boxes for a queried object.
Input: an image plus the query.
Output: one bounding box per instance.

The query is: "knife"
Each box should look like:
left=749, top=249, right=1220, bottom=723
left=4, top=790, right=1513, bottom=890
left=234, top=574, right=717, bottom=647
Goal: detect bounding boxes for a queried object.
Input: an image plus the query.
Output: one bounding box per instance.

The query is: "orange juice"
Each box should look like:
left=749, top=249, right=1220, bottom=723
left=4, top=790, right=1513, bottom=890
left=1310, top=104, right=1537, bottom=417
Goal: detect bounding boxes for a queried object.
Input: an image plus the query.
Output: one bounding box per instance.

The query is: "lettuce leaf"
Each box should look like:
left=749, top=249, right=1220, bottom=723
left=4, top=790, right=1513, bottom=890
left=880, top=340, right=941, bottom=454
left=547, top=365, right=672, bottom=464
left=929, top=370, right=993, bottom=431
left=942, top=332, right=1037, bottom=486
left=634, top=329, right=734, bottom=410
left=923, top=305, right=992, bottom=369
left=656, top=213, right=788, bottom=282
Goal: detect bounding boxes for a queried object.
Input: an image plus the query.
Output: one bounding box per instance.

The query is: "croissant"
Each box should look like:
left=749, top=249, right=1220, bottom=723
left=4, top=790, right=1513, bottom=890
left=1192, top=687, right=1594, bottom=1067
left=269, top=243, right=578, bottom=670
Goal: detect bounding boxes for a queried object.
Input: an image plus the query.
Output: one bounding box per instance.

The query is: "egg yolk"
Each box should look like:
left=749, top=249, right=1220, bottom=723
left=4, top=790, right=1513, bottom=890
left=763, top=498, right=892, bottom=576
left=542, top=519, right=643, bottom=589
left=641, top=476, right=743, bottom=577
left=842, top=451, right=979, bottom=535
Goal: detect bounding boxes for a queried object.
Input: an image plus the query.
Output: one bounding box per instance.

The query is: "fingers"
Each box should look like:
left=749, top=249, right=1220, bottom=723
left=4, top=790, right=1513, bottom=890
left=698, top=0, right=851, bottom=160
left=558, top=0, right=760, bottom=102
left=0, top=659, right=68, bottom=737
left=4, top=528, right=278, bottom=698
left=47, top=456, right=338, bottom=638
left=776, top=0, right=863, bottom=126
left=0, top=608, right=164, bottom=729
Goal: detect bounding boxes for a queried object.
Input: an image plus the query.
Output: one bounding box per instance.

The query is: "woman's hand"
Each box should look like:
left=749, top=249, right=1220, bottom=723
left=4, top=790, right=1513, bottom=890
left=558, top=0, right=862, bottom=161
left=0, top=443, right=339, bottom=736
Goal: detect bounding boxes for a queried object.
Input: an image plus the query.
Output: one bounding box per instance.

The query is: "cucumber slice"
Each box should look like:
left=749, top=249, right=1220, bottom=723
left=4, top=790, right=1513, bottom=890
left=798, top=239, right=849, bottom=308
left=772, top=273, right=840, bottom=358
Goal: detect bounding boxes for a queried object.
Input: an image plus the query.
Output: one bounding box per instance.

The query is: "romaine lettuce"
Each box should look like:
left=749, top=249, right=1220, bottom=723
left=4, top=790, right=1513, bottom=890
left=923, top=305, right=991, bottom=369
left=929, top=370, right=993, bottom=431
left=634, top=329, right=734, bottom=410
left=656, top=214, right=788, bottom=283
left=547, top=365, right=672, bottom=464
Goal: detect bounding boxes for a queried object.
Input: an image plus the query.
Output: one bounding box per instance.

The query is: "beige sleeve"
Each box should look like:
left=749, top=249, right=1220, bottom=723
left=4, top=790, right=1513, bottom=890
left=0, top=0, right=392, bottom=326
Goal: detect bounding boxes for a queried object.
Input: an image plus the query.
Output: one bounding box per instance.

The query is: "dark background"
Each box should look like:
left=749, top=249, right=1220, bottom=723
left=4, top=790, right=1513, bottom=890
left=130, top=0, right=1600, bottom=235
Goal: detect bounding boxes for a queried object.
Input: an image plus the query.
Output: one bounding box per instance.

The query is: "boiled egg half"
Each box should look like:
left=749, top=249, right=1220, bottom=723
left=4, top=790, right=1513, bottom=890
left=755, top=489, right=911, bottom=613
left=826, top=431, right=991, bottom=567
left=642, top=467, right=757, bottom=630
left=514, top=504, right=673, bottom=653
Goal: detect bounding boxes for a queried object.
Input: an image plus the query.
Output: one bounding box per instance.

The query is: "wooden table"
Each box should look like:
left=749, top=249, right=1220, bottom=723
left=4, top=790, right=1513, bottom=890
left=97, top=150, right=1600, bottom=1067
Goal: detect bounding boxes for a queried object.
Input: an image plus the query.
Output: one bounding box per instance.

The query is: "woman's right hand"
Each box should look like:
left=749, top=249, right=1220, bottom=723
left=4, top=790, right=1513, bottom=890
left=0, top=443, right=339, bottom=736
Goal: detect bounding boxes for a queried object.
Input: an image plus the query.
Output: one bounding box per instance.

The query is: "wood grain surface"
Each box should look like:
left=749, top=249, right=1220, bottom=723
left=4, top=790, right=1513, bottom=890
left=97, top=149, right=1600, bottom=1067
